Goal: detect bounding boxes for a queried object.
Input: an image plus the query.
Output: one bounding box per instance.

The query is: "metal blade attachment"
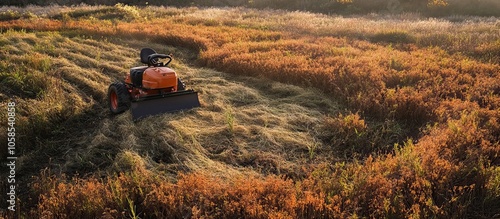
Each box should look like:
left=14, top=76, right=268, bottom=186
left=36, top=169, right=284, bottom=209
left=130, top=90, right=200, bottom=120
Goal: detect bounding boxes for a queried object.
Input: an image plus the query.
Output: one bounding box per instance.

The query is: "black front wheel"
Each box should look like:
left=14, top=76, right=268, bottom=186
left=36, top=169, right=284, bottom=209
left=108, top=82, right=131, bottom=114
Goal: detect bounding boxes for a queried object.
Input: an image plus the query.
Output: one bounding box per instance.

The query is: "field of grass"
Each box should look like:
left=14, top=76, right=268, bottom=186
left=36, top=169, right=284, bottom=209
left=0, top=4, right=499, bottom=218
left=3, top=0, right=500, bottom=17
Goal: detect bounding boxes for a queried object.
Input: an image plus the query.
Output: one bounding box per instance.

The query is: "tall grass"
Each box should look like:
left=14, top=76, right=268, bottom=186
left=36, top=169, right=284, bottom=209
left=0, top=5, right=499, bottom=218
left=2, top=0, right=500, bottom=16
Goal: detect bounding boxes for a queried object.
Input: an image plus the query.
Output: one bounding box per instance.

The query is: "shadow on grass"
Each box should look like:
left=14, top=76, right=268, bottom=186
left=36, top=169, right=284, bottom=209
left=0, top=101, right=110, bottom=212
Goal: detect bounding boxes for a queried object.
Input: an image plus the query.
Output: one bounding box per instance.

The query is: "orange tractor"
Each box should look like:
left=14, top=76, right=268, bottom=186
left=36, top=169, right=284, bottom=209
left=108, top=48, right=200, bottom=120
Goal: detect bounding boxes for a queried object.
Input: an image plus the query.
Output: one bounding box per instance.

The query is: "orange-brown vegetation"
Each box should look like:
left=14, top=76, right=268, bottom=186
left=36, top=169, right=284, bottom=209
left=31, top=167, right=312, bottom=218
left=1, top=5, right=499, bottom=218
left=3, top=0, right=500, bottom=17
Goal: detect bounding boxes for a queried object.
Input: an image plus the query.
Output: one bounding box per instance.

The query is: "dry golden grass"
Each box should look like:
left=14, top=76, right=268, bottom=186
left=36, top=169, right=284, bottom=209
left=0, top=20, right=346, bottom=218
left=0, top=5, right=499, bottom=218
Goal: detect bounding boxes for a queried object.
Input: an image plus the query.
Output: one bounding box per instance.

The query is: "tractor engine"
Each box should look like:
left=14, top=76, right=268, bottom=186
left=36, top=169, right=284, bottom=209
left=142, top=67, right=178, bottom=91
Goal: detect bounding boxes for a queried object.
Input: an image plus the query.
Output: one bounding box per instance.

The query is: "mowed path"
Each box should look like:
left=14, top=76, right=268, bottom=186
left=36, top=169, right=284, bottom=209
left=0, top=30, right=341, bottom=185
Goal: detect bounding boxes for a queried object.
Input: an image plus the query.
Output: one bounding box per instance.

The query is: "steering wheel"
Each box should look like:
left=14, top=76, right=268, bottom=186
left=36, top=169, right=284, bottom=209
left=148, top=54, right=172, bottom=67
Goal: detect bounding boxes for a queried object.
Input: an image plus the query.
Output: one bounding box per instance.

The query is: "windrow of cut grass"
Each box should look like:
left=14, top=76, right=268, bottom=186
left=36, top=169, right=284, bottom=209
left=0, top=30, right=109, bottom=156
left=2, top=8, right=498, bottom=125
left=0, top=27, right=351, bottom=217
left=1, top=5, right=499, bottom=218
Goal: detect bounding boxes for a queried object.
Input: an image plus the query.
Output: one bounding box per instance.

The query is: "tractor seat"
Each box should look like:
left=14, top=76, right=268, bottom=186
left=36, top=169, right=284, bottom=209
left=130, top=66, right=149, bottom=87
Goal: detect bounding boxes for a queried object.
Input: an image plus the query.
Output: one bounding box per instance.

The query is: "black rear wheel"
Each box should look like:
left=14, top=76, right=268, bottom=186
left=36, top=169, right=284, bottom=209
left=108, top=82, right=131, bottom=114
